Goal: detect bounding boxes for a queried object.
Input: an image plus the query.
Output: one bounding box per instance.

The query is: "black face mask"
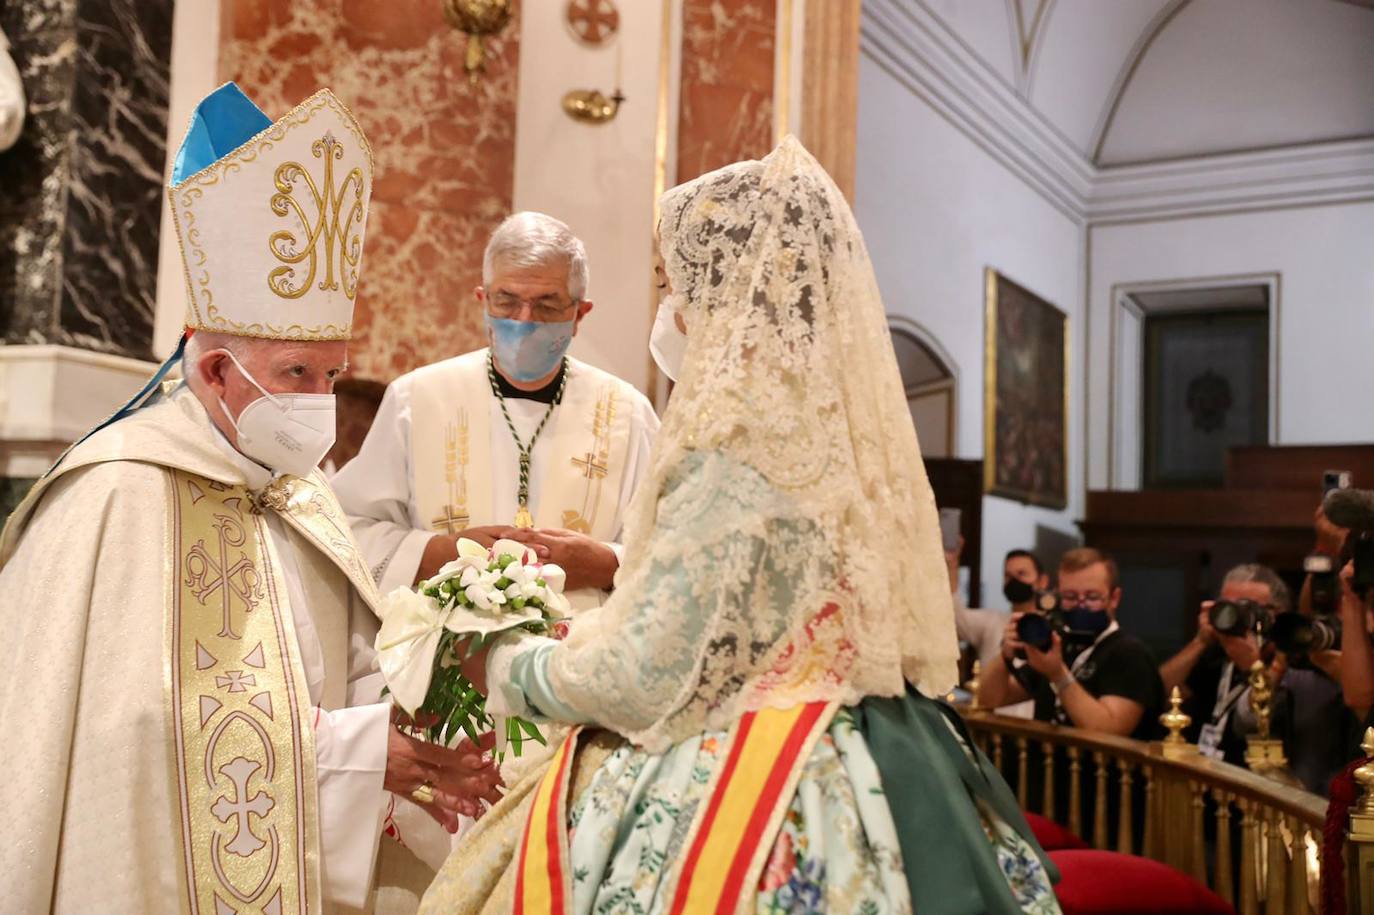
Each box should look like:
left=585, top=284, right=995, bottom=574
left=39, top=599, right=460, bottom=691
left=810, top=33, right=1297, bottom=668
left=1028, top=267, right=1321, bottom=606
left=1003, top=577, right=1036, bottom=605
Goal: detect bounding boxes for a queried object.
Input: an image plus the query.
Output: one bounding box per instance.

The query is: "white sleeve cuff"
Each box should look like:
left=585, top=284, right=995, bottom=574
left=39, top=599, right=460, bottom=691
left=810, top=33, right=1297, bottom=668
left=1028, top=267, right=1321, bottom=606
left=378, top=528, right=436, bottom=595
left=485, top=631, right=552, bottom=719
left=314, top=702, right=391, bottom=908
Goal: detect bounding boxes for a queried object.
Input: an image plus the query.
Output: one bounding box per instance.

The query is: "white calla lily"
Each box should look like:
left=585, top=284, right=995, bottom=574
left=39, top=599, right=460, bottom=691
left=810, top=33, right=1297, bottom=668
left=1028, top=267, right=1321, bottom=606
left=374, top=587, right=448, bottom=715
left=457, top=537, right=490, bottom=561
left=443, top=600, right=544, bottom=637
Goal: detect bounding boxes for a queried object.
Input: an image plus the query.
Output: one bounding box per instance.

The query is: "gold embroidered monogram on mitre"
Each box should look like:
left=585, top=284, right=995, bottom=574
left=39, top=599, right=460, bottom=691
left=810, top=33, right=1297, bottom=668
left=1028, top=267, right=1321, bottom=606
left=268, top=131, right=366, bottom=301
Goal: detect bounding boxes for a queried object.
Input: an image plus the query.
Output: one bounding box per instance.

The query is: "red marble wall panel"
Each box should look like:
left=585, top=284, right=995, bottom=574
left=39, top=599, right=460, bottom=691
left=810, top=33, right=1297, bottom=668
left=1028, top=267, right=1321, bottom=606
left=220, top=0, right=519, bottom=381
left=676, top=0, right=776, bottom=183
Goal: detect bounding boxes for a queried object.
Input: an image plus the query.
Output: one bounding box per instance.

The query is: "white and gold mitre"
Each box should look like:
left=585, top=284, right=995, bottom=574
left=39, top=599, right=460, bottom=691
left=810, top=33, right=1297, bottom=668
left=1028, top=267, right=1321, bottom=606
left=168, top=82, right=373, bottom=341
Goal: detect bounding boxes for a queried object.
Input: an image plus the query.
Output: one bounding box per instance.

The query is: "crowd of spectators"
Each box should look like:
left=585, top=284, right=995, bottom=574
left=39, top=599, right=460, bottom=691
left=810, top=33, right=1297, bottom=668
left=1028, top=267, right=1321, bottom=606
left=945, top=497, right=1374, bottom=798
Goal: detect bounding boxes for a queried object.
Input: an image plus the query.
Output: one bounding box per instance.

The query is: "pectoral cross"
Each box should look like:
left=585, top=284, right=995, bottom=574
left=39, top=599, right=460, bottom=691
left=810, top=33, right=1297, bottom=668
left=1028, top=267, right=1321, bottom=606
left=431, top=504, right=469, bottom=535
left=572, top=452, right=608, bottom=480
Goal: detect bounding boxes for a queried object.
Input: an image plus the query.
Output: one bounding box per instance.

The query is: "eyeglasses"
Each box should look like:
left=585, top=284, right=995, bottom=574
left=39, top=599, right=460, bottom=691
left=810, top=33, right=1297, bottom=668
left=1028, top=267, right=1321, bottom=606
left=488, top=292, right=578, bottom=323
left=1058, top=591, right=1109, bottom=610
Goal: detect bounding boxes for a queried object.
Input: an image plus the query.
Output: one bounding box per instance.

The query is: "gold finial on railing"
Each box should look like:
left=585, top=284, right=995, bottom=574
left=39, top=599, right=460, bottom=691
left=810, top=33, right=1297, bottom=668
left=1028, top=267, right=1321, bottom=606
left=1244, top=660, right=1302, bottom=787
left=1159, top=686, right=1195, bottom=759
left=966, top=660, right=984, bottom=712
left=1354, top=728, right=1374, bottom=818
left=1349, top=726, right=1374, bottom=898
left=1248, top=660, right=1274, bottom=740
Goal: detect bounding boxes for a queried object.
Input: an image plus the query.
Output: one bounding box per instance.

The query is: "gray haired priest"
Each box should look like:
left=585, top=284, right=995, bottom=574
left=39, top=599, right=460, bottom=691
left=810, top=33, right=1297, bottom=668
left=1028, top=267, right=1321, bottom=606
left=333, top=212, right=659, bottom=610
left=0, top=83, right=499, bottom=914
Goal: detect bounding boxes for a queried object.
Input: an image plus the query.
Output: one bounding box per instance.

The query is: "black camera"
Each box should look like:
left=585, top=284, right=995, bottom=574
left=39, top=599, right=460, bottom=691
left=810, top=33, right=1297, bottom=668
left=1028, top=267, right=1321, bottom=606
left=1306, top=553, right=1340, bottom=615
left=1207, top=598, right=1270, bottom=638
left=1349, top=531, right=1374, bottom=600
left=1270, top=611, right=1341, bottom=657
left=1015, top=591, right=1097, bottom=652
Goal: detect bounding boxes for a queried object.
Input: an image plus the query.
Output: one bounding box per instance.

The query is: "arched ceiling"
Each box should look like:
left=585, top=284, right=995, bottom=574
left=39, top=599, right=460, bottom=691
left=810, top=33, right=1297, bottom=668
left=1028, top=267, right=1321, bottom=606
left=922, top=0, right=1374, bottom=167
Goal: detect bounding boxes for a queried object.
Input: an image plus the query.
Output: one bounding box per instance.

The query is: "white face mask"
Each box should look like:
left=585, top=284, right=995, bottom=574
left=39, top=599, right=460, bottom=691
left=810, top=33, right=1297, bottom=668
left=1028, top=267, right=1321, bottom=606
left=216, top=349, right=336, bottom=479
left=649, top=294, right=688, bottom=382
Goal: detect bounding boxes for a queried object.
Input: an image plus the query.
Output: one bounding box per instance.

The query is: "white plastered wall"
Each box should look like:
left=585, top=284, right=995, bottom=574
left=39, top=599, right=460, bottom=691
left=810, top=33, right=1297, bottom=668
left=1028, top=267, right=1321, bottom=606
left=856, top=52, right=1086, bottom=609
left=1087, top=203, right=1374, bottom=490
left=510, top=1, right=677, bottom=395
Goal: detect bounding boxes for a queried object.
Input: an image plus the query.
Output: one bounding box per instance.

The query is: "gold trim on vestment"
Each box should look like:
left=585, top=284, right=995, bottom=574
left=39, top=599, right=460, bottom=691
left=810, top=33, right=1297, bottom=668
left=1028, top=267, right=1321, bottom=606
left=166, top=469, right=321, bottom=915
left=273, top=471, right=383, bottom=613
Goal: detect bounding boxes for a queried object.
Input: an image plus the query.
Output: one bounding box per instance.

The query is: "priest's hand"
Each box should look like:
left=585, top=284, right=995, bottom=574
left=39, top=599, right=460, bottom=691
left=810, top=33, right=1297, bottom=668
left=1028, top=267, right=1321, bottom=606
left=383, top=728, right=503, bottom=833
left=505, top=527, right=619, bottom=591
left=415, top=528, right=551, bottom=585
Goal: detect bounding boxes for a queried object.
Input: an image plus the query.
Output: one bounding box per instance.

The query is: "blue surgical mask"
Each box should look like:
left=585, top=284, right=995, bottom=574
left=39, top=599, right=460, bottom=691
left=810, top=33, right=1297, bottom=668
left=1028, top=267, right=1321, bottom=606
left=486, top=315, right=575, bottom=383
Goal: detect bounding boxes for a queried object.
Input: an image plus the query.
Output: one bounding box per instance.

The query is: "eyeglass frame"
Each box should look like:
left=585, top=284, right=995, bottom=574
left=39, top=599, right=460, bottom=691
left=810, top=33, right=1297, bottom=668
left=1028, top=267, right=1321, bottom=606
left=1056, top=590, right=1116, bottom=610
left=485, top=289, right=584, bottom=323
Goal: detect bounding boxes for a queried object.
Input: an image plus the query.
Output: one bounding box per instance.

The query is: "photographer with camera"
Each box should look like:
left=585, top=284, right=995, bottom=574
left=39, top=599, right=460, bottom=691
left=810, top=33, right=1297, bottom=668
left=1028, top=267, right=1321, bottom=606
left=1158, top=564, right=1287, bottom=765
left=1323, top=488, right=1374, bottom=723
left=977, top=547, right=1165, bottom=739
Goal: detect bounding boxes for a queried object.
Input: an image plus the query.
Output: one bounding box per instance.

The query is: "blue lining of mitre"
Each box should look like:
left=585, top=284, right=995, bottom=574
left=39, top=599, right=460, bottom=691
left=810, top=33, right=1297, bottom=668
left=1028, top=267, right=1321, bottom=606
left=44, top=85, right=272, bottom=477
left=171, top=81, right=272, bottom=184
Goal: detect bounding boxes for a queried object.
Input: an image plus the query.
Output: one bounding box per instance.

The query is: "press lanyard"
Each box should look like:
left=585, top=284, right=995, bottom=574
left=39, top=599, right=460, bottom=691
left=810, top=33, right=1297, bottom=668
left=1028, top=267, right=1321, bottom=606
left=1209, top=661, right=1248, bottom=727
left=1053, top=622, right=1119, bottom=719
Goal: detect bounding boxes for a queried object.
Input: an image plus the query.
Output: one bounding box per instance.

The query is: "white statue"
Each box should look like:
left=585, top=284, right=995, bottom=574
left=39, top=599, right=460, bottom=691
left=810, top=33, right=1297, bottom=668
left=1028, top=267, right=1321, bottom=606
left=0, top=27, right=25, bottom=151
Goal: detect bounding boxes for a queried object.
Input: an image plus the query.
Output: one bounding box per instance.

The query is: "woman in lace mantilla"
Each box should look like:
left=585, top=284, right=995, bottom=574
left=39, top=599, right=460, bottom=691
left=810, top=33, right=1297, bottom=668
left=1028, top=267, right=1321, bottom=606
left=419, top=138, right=1062, bottom=915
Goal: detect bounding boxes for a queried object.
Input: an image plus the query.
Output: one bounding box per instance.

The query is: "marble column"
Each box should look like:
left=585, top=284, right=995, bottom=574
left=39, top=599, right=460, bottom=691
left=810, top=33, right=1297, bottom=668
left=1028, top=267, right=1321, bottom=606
left=0, top=0, right=174, bottom=360
left=801, top=0, right=861, bottom=203
left=220, top=0, right=522, bottom=383
left=676, top=0, right=776, bottom=184
left=0, top=0, right=173, bottom=521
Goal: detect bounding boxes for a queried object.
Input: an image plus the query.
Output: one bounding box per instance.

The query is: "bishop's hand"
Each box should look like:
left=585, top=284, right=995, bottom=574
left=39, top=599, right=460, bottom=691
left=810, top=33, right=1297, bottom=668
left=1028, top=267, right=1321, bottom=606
left=503, top=527, right=619, bottom=591
left=383, top=728, right=503, bottom=833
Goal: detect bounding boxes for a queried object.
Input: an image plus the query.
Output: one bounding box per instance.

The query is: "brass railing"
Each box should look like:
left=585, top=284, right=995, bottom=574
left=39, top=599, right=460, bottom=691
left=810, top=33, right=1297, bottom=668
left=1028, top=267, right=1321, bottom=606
left=958, top=709, right=1333, bottom=913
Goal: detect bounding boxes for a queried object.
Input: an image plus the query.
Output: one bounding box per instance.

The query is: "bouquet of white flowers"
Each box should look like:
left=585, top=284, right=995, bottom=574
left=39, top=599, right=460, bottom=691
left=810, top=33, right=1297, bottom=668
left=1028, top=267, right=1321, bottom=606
left=374, top=537, right=569, bottom=755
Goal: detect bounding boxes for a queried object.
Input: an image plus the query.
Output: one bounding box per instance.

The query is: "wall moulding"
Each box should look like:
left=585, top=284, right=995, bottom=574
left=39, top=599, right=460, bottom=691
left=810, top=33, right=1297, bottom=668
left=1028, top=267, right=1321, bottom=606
left=861, top=0, right=1374, bottom=227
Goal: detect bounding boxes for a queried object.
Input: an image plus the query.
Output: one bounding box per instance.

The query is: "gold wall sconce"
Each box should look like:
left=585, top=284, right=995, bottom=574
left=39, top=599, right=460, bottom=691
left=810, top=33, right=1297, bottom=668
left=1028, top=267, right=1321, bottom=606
left=562, top=88, right=625, bottom=124
left=441, top=0, right=514, bottom=84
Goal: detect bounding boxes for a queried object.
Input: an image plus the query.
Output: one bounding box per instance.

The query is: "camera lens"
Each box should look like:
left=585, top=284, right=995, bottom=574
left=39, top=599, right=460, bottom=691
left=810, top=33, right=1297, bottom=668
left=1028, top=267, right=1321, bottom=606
left=1016, top=613, right=1054, bottom=652
left=1271, top=612, right=1342, bottom=656
left=1209, top=600, right=1251, bottom=637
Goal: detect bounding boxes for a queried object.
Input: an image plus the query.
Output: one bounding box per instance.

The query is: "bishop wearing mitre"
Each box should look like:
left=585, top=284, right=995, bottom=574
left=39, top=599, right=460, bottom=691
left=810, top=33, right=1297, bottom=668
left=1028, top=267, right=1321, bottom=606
left=0, top=83, right=499, bottom=914
left=333, top=212, right=659, bottom=609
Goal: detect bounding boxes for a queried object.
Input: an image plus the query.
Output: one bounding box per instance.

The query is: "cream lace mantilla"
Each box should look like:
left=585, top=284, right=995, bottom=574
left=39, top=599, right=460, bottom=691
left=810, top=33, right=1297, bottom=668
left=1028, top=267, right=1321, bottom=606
left=543, top=137, right=958, bottom=751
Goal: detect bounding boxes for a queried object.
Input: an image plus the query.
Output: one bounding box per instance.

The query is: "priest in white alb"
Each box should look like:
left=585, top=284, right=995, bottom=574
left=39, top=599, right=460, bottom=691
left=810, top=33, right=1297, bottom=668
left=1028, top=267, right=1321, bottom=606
left=0, top=82, right=499, bottom=914
left=333, top=212, right=659, bottom=611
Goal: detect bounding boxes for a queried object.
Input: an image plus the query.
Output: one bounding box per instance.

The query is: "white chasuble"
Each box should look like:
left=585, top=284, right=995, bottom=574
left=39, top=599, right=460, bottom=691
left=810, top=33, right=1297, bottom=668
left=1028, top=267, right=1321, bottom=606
left=0, top=388, right=404, bottom=915
left=335, top=350, right=659, bottom=609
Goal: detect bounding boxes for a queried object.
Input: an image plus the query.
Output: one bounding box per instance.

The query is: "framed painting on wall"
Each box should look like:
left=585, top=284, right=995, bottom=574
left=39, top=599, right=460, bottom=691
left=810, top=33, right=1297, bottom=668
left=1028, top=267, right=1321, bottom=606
left=983, top=268, right=1068, bottom=509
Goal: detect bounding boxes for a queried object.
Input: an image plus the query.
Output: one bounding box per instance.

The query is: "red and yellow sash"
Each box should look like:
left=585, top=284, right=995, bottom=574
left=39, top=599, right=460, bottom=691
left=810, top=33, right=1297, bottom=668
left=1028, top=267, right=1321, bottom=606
left=513, top=728, right=581, bottom=915
left=512, top=702, right=835, bottom=915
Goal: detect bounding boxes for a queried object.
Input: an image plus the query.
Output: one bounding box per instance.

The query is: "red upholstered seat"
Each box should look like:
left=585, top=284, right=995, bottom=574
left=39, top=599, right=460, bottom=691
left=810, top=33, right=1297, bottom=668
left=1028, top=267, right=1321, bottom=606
left=1050, top=849, right=1233, bottom=915
left=1023, top=812, right=1089, bottom=851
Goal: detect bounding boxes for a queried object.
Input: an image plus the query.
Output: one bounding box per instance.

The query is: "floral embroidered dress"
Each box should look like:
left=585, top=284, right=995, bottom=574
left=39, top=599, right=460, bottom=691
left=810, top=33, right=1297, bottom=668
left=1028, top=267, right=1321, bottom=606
left=420, top=454, right=1061, bottom=915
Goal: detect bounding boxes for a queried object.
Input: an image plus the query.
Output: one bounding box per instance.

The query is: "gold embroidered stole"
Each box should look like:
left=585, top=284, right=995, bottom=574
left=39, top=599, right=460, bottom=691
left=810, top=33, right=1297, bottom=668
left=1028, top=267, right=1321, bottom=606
left=167, top=469, right=322, bottom=915
left=410, top=352, right=633, bottom=542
